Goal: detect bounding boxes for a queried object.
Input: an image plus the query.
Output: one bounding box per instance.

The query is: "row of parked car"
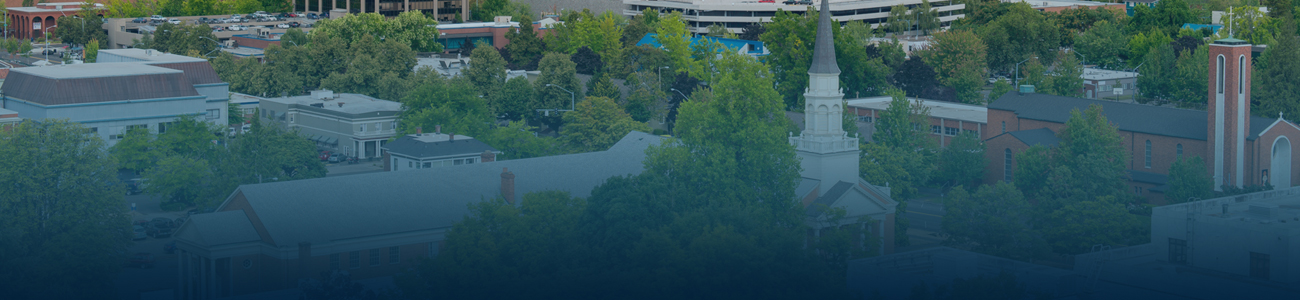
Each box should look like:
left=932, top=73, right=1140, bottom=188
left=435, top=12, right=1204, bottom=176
left=132, top=217, right=179, bottom=240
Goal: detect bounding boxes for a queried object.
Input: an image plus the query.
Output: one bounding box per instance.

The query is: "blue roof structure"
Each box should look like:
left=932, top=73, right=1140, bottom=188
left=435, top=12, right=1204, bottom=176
left=1182, top=23, right=1223, bottom=34
left=635, top=33, right=768, bottom=57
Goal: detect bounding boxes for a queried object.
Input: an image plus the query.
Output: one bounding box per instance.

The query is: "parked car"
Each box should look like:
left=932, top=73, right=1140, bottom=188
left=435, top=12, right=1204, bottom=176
left=167, top=18, right=181, bottom=25
left=126, top=253, right=155, bottom=269
left=151, top=217, right=175, bottom=230
left=163, top=241, right=177, bottom=254
left=288, top=21, right=301, bottom=28
left=276, top=23, right=290, bottom=29
left=132, top=17, right=147, bottom=23
left=132, top=225, right=147, bottom=240
left=320, top=150, right=332, bottom=161
left=146, top=226, right=173, bottom=238
left=198, top=17, right=209, bottom=23
left=321, top=12, right=329, bottom=18
left=228, top=25, right=248, bottom=31
left=41, top=48, right=58, bottom=55
left=133, top=219, right=151, bottom=227
left=241, top=123, right=251, bottom=133
left=329, top=153, right=343, bottom=163
left=123, top=179, right=141, bottom=195
left=175, top=216, right=188, bottom=227
left=307, top=13, right=319, bottom=19
left=230, top=14, right=244, bottom=22
left=150, top=15, right=167, bottom=22
left=277, top=12, right=290, bottom=18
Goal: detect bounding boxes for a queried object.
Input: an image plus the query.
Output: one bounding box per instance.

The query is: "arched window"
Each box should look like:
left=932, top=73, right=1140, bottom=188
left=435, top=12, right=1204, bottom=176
left=1239, top=55, right=1246, bottom=95
left=1004, top=149, right=1013, bottom=182
left=1216, top=55, right=1225, bottom=94
left=1177, top=144, right=1183, bottom=158
left=1145, top=140, right=1152, bottom=168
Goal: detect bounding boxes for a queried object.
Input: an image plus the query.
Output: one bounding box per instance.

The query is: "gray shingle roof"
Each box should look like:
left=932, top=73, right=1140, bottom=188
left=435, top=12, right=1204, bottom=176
left=383, top=135, right=499, bottom=159
left=223, top=131, right=665, bottom=246
left=175, top=211, right=261, bottom=247
left=2, top=63, right=202, bottom=105
left=808, top=0, right=841, bottom=75
left=1008, top=128, right=1061, bottom=147
left=989, top=93, right=1276, bottom=141
left=807, top=181, right=854, bottom=217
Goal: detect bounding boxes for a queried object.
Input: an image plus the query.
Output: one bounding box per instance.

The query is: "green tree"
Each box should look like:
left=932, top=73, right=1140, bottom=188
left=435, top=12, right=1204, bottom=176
left=578, top=11, right=627, bottom=75
left=135, top=23, right=218, bottom=57
left=228, top=102, right=245, bottom=125
left=400, top=77, right=494, bottom=138
left=1075, top=20, right=1127, bottom=69
left=183, top=0, right=222, bottom=16
left=655, top=11, right=692, bottom=75
left=885, top=4, right=911, bottom=33
left=104, top=0, right=158, bottom=18
left=759, top=8, right=815, bottom=109
left=1127, top=30, right=1173, bottom=69
left=1254, top=4, right=1300, bottom=119
left=1165, top=156, right=1214, bottom=205
left=942, top=183, right=1047, bottom=260
left=1170, top=46, right=1209, bottom=108
left=586, top=73, right=621, bottom=101
left=491, top=76, right=536, bottom=121
left=85, top=38, right=99, bottom=62
left=1136, top=43, right=1176, bottom=103
left=465, top=43, right=508, bottom=97
left=5, top=37, right=19, bottom=59
left=623, top=71, right=664, bottom=123
left=933, top=132, right=986, bottom=188
left=921, top=29, right=988, bottom=104
left=480, top=121, right=562, bottom=160
left=1047, top=50, right=1083, bottom=97
left=144, top=155, right=212, bottom=206
left=1040, top=200, right=1144, bottom=254
left=154, top=114, right=221, bottom=159
left=561, top=97, right=650, bottom=153
left=1127, top=0, right=1197, bottom=37
left=913, top=0, right=941, bottom=35
left=988, top=78, right=1012, bottom=102
left=979, top=3, right=1060, bottom=73
left=534, top=52, right=582, bottom=124
left=310, top=11, right=442, bottom=52
left=111, top=127, right=156, bottom=173
left=504, top=14, right=545, bottom=68
left=55, top=6, right=109, bottom=50
left=319, top=35, right=418, bottom=100
left=0, top=120, right=131, bottom=299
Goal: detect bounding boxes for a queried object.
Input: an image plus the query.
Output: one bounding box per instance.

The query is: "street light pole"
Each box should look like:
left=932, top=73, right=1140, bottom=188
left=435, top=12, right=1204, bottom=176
left=542, top=84, right=575, bottom=117
left=1133, top=61, right=1146, bottom=102
left=43, top=25, right=56, bottom=64
left=1013, top=56, right=1037, bottom=89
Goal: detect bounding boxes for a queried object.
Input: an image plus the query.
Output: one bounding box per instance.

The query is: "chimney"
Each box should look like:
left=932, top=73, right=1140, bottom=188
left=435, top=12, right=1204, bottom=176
left=501, top=168, right=515, bottom=204
left=481, top=150, right=496, bottom=163
left=297, top=242, right=311, bottom=279
left=450, top=133, right=455, bottom=141
left=435, top=125, right=441, bottom=134
left=417, top=126, right=422, bottom=134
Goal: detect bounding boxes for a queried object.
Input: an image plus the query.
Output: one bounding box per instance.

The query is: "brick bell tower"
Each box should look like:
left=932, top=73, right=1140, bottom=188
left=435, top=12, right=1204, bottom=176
left=1207, top=37, right=1252, bottom=191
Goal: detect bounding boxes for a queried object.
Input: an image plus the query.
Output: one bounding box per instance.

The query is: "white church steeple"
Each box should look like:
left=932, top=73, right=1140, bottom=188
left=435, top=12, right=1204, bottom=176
left=790, top=0, right=860, bottom=195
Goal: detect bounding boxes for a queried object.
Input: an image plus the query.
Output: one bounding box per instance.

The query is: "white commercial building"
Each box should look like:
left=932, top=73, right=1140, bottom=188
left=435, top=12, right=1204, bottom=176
left=623, top=0, right=966, bottom=34
left=1150, top=188, right=1300, bottom=283
left=1082, top=67, right=1140, bottom=100
left=257, top=90, right=401, bottom=160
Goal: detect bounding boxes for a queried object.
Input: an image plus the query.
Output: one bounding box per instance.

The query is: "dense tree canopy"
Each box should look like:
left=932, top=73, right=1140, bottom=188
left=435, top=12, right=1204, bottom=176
left=561, top=97, right=651, bottom=153
left=979, top=3, right=1061, bottom=73
left=311, top=12, right=442, bottom=52
left=943, top=182, right=1047, bottom=260
left=921, top=30, right=988, bottom=103
left=0, top=120, right=131, bottom=300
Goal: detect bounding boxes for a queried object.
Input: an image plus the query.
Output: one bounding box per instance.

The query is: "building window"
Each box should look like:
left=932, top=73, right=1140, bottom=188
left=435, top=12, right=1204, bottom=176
left=428, top=242, right=440, bottom=258
left=393, top=158, right=398, bottom=170
left=1135, top=186, right=1143, bottom=195
left=1216, top=55, right=1225, bottom=94
left=390, top=121, right=397, bottom=130
left=858, top=116, right=873, bottom=123
left=359, top=124, right=366, bottom=133
left=1250, top=252, right=1270, bottom=280
left=1145, top=140, right=1152, bottom=169
left=466, top=158, right=475, bottom=164
left=1001, top=121, right=1006, bottom=133
left=1239, top=56, right=1245, bottom=95
left=931, top=125, right=942, bottom=135
left=158, top=122, right=171, bottom=134
left=1177, top=144, right=1183, bottom=158
left=409, top=161, right=414, bottom=168
left=389, top=246, right=400, bottom=264
left=423, top=162, right=431, bottom=168
left=370, top=249, right=381, bottom=266
left=206, top=109, right=220, bottom=120
left=330, top=253, right=340, bottom=270
left=89, top=127, right=98, bottom=134
left=110, top=127, right=124, bottom=140
left=1169, top=238, right=1187, bottom=264
left=454, top=159, right=464, bottom=165
left=349, top=251, right=359, bottom=269
left=1004, top=149, right=1013, bottom=182
left=944, top=127, right=959, bottom=136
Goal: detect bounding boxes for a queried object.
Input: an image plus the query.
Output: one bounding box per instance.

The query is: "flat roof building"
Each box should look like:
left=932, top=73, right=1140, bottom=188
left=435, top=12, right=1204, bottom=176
left=1082, top=67, right=1140, bottom=100
left=257, top=90, right=401, bottom=160
left=623, top=0, right=966, bottom=34
left=846, top=96, right=987, bottom=147
left=382, top=129, right=502, bottom=172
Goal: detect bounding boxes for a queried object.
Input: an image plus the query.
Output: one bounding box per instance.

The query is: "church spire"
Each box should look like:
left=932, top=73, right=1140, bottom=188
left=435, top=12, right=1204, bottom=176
left=809, top=0, right=840, bottom=75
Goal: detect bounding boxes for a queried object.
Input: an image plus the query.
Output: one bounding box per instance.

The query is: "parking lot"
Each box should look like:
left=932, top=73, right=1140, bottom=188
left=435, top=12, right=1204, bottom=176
left=115, top=193, right=187, bottom=300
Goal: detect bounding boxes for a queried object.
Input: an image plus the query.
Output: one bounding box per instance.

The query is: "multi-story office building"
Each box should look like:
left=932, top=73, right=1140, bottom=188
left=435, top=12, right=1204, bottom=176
left=257, top=90, right=401, bottom=160
left=622, top=0, right=965, bottom=34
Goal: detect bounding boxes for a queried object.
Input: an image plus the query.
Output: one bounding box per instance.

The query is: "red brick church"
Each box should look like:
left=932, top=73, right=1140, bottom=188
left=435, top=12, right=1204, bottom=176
left=983, top=38, right=1300, bottom=204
